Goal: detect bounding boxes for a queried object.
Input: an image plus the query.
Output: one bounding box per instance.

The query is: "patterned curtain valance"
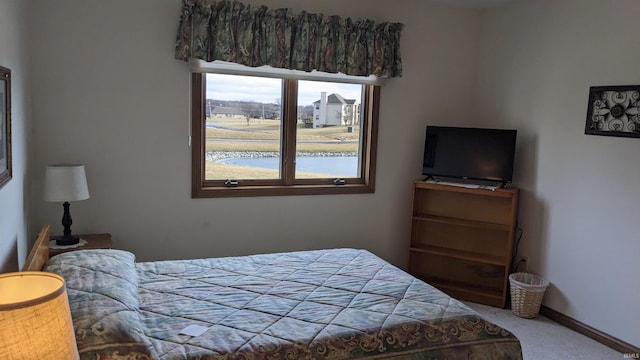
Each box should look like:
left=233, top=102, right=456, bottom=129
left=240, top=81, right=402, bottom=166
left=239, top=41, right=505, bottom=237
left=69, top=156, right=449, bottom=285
left=175, top=0, right=404, bottom=78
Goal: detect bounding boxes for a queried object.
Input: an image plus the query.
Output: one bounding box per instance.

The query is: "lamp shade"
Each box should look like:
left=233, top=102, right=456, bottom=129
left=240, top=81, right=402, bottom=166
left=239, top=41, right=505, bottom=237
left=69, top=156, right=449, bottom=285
left=0, top=272, right=79, bottom=360
left=44, top=164, right=90, bottom=202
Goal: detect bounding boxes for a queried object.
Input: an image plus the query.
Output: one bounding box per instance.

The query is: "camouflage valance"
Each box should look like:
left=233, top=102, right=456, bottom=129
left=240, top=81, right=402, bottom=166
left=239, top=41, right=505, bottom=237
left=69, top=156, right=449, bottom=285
left=175, top=0, right=404, bottom=78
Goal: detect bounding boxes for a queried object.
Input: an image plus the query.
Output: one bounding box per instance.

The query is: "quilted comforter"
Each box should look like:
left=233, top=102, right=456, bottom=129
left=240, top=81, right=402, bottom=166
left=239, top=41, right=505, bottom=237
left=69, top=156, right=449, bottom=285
left=45, top=248, right=522, bottom=360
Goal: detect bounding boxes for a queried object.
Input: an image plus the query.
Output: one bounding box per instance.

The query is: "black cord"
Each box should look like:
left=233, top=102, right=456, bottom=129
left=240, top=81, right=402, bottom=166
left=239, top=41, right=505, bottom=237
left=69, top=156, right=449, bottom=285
left=510, top=222, right=524, bottom=273
left=512, top=258, right=526, bottom=273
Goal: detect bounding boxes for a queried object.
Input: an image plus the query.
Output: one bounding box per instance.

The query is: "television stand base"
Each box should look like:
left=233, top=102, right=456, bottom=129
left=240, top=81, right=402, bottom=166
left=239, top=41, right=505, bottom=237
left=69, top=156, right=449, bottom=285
left=424, top=179, right=499, bottom=191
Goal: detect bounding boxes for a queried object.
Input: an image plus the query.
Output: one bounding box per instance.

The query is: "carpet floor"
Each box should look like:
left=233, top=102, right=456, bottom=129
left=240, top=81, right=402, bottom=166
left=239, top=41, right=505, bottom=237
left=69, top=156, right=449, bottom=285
left=464, top=302, right=623, bottom=360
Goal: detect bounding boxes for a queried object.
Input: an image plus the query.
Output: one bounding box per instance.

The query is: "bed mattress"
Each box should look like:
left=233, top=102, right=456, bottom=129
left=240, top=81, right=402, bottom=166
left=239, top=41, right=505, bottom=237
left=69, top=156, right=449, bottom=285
left=45, top=248, right=522, bottom=360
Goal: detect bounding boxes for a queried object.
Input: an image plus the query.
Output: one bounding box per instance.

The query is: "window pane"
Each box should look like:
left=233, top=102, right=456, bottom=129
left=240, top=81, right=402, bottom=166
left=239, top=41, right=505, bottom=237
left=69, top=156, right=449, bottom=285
left=295, top=81, right=363, bottom=179
left=204, top=73, right=283, bottom=180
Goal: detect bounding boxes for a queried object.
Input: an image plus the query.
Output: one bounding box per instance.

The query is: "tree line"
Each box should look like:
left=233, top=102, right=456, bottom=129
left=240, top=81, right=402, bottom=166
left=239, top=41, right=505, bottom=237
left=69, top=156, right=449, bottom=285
left=206, top=99, right=314, bottom=120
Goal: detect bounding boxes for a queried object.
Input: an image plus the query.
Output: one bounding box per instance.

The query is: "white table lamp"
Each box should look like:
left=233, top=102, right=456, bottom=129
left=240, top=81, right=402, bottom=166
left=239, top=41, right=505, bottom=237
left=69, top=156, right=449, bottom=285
left=44, top=164, right=90, bottom=245
left=0, top=272, right=80, bottom=360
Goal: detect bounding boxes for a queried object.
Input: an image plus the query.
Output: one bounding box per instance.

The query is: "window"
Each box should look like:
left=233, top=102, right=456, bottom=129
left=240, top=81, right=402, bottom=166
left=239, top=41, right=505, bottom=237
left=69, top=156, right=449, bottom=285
left=191, top=72, right=380, bottom=197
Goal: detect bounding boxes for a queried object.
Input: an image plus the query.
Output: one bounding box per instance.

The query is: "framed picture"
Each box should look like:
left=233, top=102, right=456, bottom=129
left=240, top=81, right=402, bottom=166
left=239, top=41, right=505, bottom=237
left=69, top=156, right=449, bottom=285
left=585, top=85, right=640, bottom=138
left=0, top=66, right=11, bottom=188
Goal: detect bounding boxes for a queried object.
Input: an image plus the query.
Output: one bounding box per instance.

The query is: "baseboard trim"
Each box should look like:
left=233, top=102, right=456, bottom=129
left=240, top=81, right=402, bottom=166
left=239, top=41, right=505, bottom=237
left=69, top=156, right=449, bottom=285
left=540, top=305, right=640, bottom=354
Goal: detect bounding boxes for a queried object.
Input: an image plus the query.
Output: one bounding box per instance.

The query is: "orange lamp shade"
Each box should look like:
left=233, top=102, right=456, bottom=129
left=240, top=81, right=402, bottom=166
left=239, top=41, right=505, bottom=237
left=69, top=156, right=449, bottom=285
left=0, top=271, right=79, bottom=360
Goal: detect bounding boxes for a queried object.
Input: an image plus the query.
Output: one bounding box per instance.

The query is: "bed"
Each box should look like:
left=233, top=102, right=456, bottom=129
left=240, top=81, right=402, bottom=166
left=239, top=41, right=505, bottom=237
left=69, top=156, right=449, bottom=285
left=26, top=226, right=522, bottom=360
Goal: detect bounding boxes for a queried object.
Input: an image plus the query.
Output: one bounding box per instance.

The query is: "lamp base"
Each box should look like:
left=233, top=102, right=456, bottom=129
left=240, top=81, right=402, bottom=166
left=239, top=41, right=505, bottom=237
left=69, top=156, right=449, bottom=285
left=56, top=234, right=80, bottom=246
left=58, top=201, right=80, bottom=246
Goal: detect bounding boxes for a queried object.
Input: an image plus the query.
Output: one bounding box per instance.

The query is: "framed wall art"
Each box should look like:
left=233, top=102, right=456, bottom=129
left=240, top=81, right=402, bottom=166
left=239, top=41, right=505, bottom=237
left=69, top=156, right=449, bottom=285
left=585, top=85, right=640, bottom=138
left=0, top=66, right=11, bottom=188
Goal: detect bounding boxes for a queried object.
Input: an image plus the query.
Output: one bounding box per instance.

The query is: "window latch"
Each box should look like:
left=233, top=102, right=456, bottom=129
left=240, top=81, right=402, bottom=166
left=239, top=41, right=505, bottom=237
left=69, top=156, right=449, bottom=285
left=224, top=179, right=239, bottom=187
left=332, top=178, right=346, bottom=186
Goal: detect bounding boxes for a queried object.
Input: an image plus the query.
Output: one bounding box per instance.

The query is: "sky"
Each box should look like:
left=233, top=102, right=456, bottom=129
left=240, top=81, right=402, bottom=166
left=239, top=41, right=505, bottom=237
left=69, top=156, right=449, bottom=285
left=206, top=73, right=363, bottom=106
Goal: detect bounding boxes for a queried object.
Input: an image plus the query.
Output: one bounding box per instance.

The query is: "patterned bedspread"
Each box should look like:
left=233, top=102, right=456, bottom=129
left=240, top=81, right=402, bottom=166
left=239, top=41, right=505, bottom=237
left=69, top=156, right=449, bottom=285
left=45, top=248, right=522, bottom=360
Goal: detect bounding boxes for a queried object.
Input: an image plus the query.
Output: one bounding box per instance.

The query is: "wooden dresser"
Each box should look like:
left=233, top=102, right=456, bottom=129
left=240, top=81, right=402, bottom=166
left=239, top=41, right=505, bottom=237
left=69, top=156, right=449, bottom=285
left=408, top=180, right=519, bottom=308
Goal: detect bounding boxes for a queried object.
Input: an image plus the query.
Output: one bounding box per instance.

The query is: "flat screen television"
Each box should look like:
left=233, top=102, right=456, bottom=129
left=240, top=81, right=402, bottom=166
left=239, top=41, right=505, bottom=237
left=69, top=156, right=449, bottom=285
left=422, top=126, right=517, bottom=184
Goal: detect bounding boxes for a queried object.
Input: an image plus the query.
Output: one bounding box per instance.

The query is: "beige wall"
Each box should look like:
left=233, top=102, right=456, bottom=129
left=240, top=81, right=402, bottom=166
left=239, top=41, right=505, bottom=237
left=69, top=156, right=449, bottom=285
left=27, top=0, right=478, bottom=267
left=0, top=1, right=30, bottom=272
left=473, top=0, right=640, bottom=346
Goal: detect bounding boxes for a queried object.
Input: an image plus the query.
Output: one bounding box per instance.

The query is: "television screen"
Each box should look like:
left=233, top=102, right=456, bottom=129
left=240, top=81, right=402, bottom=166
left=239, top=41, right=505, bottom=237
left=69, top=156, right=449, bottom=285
left=422, top=126, right=517, bottom=184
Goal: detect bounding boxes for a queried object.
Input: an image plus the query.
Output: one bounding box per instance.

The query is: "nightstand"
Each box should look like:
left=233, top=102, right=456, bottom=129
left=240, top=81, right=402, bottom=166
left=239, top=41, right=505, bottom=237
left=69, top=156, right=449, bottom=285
left=49, top=233, right=112, bottom=258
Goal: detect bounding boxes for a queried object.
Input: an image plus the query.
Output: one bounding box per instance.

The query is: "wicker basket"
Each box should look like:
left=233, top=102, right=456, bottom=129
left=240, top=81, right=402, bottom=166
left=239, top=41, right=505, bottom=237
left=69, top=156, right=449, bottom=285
left=509, top=272, right=549, bottom=318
